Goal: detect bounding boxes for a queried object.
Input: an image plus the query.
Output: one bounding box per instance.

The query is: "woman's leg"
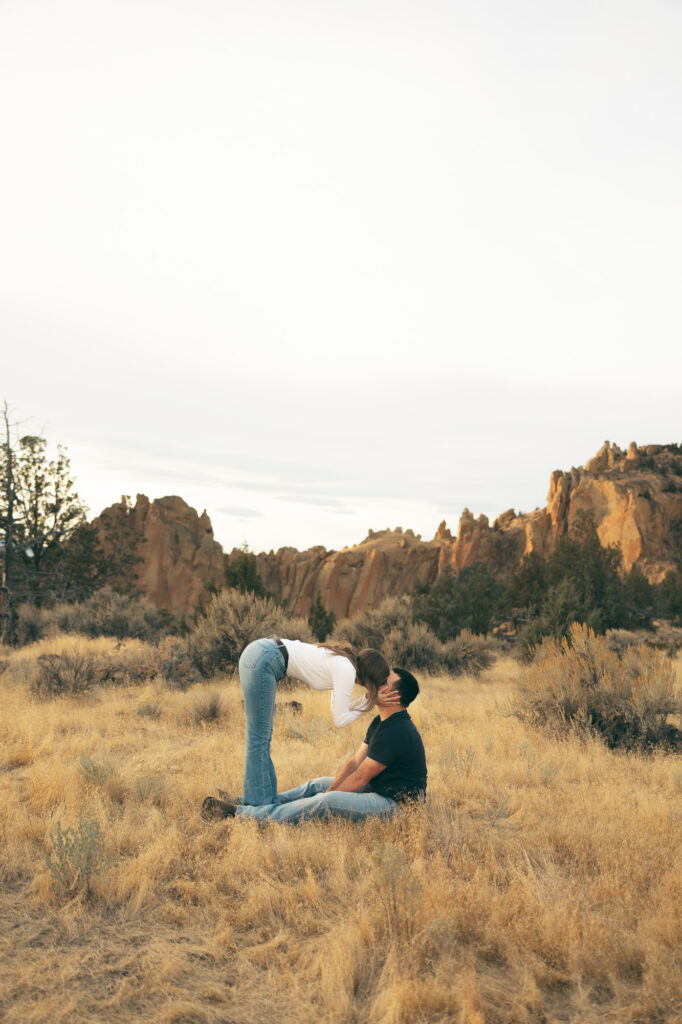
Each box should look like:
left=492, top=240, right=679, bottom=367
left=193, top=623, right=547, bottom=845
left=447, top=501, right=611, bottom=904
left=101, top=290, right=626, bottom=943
left=239, top=639, right=285, bottom=806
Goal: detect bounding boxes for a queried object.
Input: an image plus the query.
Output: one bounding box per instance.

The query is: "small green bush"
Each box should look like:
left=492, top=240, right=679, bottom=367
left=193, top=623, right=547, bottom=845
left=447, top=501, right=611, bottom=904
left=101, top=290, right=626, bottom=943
left=510, top=622, right=682, bottom=751
left=189, top=588, right=314, bottom=677
left=333, top=597, right=414, bottom=649
left=381, top=622, right=444, bottom=672
left=442, top=630, right=497, bottom=677
left=45, top=810, right=110, bottom=897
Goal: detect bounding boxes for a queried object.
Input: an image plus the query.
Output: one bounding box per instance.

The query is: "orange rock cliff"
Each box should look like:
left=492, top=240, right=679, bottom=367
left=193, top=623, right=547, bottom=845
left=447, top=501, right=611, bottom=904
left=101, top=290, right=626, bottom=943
left=92, top=494, right=224, bottom=618
left=93, top=443, right=682, bottom=618
left=255, top=442, right=682, bottom=617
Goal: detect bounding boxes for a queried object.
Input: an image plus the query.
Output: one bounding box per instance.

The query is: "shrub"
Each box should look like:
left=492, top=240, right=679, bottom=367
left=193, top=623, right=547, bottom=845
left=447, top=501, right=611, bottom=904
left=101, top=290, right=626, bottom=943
left=54, top=587, right=163, bottom=642
left=97, top=644, right=156, bottom=687
left=32, top=648, right=105, bottom=697
left=154, top=636, right=199, bottom=689
left=381, top=622, right=444, bottom=673
left=134, top=774, right=165, bottom=804
left=78, top=754, right=117, bottom=785
left=136, top=700, right=161, bottom=719
left=510, top=622, right=682, bottom=751
left=14, top=588, right=165, bottom=646
left=333, top=597, right=414, bottom=650
left=190, top=689, right=226, bottom=726
left=95, top=638, right=197, bottom=689
left=13, top=603, right=58, bottom=646
left=45, top=810, right=110, bottom=897
left=441, top=630, right=497, bottom=678
left=189, top=588, right=314, bottom=677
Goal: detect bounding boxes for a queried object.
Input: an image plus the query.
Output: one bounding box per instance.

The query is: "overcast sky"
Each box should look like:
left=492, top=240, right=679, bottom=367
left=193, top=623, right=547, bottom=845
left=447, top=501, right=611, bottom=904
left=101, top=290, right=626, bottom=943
left=2, top=0, right=681, bottom=554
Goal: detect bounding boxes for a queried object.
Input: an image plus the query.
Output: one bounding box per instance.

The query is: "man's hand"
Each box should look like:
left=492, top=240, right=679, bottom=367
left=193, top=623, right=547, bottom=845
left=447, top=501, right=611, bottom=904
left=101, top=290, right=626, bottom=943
left=326, top=742, right=368, bottom=791
left=334, top=756, right=385, bottom=793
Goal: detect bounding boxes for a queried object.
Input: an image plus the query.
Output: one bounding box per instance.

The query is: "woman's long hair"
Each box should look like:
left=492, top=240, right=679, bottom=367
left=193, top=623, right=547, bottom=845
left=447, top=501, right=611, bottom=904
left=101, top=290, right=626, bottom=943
left=317, top=641, right=389, bottom=712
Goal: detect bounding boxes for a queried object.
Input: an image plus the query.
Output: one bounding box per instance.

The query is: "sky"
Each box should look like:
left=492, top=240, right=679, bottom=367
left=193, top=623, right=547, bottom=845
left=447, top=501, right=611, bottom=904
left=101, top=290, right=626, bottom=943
left=2, top=0, right=681, bottom=554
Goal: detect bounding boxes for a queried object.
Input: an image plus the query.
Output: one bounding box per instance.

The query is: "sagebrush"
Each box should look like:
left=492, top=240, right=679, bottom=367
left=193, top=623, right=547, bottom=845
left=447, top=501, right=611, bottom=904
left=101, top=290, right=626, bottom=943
left=510, top=622, right=682, bottom=750
left=45, top=810, right=110, bottom=897
left=15, top=587, right=164, bottom=645
left=334, top=597, right=498, bottom=676
left=189, top=588, right=314, bottom=677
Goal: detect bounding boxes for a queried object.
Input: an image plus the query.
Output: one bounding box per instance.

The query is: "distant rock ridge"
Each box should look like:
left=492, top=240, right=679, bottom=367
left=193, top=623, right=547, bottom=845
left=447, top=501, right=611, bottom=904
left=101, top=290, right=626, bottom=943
left=253, top=441, right=682, bottom=617
left=92, top=443, right=682, bottom=618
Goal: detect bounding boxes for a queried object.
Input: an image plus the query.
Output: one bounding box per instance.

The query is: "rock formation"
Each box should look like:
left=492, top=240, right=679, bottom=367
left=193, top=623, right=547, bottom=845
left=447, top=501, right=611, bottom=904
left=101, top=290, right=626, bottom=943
left=253, top=442, right=682, bottom=615
left=495, top=442, right=682, bottom=582
left=255, top=528, right=441, bottom=620
left=92, top=443, right=682, bottom=619
left=92, top=495, right=224, bottom=618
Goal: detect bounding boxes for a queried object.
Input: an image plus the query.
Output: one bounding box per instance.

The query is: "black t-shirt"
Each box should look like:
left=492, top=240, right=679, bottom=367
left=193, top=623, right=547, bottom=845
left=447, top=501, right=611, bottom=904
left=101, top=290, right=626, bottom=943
left=363, top=710, right=427, bottom=803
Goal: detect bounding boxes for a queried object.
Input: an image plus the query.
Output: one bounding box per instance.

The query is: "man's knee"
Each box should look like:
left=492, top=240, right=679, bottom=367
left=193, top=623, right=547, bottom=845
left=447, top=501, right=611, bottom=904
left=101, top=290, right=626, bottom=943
left=306, top=777, right=334, bottom=794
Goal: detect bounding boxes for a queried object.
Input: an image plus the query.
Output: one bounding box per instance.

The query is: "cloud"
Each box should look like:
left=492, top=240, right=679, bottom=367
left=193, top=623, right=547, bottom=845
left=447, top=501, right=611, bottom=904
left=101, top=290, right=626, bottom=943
left=217, top=505, right=263, bottom=518
left=279, top=494, right=348, bottom=509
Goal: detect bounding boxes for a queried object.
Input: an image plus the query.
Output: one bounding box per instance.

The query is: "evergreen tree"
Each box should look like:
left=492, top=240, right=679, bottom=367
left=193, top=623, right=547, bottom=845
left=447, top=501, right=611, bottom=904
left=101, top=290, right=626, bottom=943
left=1, top=404, right=144, bottom=642
left=224, top=542, right=267, bottom=596
left=414, top=562, right=503, bottom=641
left=653, top=570, right=682, bottom=620
left=308, top=594, right=335, bottom=642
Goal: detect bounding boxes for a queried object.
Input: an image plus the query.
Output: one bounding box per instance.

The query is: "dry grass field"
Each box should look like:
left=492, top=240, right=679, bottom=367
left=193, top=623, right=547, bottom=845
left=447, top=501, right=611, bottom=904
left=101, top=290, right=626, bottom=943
left=1, top=637, right=681, bottom=1024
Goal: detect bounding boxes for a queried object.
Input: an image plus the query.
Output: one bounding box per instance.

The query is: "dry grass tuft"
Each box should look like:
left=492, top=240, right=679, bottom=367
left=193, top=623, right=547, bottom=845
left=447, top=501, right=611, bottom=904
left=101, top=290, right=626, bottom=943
left=0, top=641, right=681, bottom=1023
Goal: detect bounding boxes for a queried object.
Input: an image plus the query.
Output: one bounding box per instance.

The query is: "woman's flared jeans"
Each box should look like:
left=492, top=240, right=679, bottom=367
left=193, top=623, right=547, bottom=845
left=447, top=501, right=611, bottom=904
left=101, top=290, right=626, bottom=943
left=239, top=638, right=286, bottom=806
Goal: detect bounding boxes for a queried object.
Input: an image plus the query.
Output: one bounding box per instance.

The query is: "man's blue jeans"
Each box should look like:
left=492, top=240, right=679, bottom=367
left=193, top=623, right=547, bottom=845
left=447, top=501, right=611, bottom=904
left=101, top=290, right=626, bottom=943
left=235, top=776, right=399, bottom=823
left=239, top=638, right=287, bottom=806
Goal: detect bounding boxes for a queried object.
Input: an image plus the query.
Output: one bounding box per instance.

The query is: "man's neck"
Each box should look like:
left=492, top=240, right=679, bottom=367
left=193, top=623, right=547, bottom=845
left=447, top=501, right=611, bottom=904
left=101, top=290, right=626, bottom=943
left=378, top=705, right=406, bottom=722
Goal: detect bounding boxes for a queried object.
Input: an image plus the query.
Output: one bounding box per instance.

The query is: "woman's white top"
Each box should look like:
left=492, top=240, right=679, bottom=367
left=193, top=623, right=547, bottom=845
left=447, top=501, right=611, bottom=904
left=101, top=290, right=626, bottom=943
left=281, top=640, right=363, bottom=728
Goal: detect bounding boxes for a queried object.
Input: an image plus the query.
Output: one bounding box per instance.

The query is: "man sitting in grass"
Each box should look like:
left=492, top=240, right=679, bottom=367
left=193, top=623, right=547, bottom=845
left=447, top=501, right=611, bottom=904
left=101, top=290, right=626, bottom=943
left=202, top=668, right=427, bottom=823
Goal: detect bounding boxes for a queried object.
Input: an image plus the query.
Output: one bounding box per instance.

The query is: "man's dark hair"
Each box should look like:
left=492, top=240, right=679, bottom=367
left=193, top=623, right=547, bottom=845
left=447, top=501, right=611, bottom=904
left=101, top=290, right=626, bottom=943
left=393, top=667, right=419, bottom=707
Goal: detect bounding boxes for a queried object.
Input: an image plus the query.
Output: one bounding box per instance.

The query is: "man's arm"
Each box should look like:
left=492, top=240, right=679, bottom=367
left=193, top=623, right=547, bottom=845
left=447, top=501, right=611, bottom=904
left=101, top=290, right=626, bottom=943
left=334, top=756, right=385, bottom=793
left=326, top=742, right=369, bottom=791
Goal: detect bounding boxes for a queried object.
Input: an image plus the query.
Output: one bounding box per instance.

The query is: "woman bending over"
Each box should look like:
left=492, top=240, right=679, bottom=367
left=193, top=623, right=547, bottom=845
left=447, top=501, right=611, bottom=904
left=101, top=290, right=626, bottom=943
left=236, top=636, right=397, bottom=807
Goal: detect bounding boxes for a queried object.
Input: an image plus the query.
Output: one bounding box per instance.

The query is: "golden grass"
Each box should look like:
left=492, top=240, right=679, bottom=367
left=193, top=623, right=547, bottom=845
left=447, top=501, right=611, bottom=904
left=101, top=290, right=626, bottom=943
left=1, top=640, right=681, bottom=1023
